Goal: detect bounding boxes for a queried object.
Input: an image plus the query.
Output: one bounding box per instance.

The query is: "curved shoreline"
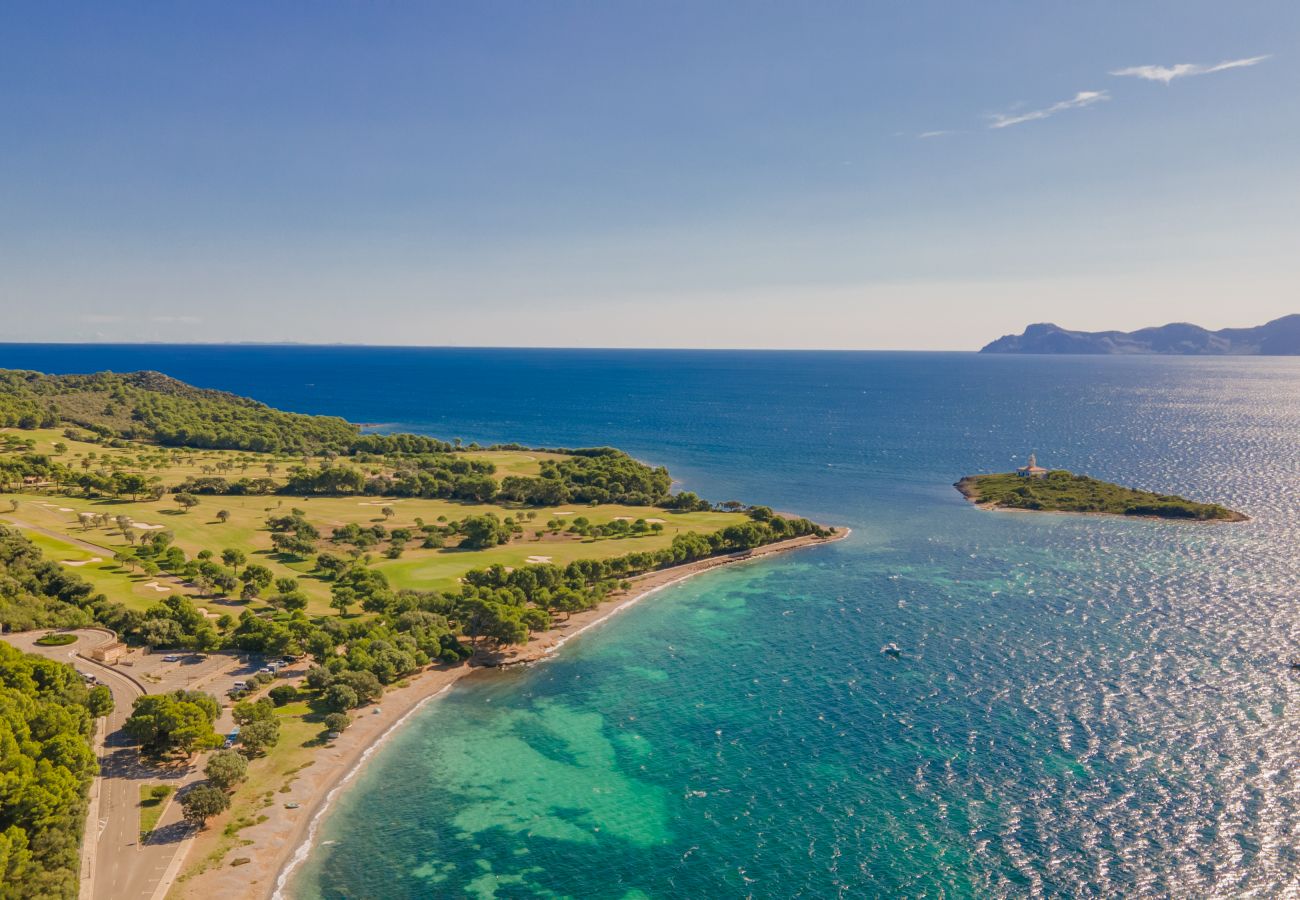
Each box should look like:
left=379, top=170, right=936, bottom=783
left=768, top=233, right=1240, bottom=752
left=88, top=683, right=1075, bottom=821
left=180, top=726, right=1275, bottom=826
left=270, top=680, right=456, bottom=899
left=176, top=527, right=849, bottom=900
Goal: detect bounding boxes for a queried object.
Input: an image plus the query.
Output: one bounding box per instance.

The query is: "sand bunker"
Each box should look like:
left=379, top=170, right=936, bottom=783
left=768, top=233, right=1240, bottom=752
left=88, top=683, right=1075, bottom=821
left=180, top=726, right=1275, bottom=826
left=357, top=499, right=409, bottom=507
left=552, top=511, right=574, bottom=516
left=525, top=555, right=553, bottom=564
left=131, top=523, right=165, bottom=530
left=645, top=518, right=665, bottom=524
left=142, top=581, right=172, bottom=593
left=58, top=507, right=74, bottom=512
left=62, top=557, right=103, bottom=567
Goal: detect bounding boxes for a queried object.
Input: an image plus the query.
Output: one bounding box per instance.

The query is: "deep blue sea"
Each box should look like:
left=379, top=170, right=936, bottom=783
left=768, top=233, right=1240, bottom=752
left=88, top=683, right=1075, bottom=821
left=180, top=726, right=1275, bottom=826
left=7, top=344, right=1300, bottom=898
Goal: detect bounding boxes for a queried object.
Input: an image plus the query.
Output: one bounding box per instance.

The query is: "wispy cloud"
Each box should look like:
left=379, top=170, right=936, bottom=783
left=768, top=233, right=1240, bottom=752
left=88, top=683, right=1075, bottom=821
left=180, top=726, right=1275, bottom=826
left=916, top=130, right=952, bottom=139
left=1110, top=55, right=1270, bottom=85
left=988, top=90, right=1109, bottom=129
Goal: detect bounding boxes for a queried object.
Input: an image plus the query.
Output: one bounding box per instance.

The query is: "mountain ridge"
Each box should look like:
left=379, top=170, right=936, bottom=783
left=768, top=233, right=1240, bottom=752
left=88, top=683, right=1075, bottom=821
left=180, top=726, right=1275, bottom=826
left=980, top=315, right=1300, bottom=355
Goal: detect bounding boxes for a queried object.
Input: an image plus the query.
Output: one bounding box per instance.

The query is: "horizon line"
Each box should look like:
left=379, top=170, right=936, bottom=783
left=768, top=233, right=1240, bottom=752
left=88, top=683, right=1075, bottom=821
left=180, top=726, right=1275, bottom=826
left=0, top=340, right=979, bottom=353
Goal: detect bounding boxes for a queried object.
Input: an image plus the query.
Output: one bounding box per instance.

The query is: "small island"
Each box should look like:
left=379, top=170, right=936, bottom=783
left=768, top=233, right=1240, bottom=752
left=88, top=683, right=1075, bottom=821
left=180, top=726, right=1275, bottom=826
left=955, top=456, right=1247, bottom=522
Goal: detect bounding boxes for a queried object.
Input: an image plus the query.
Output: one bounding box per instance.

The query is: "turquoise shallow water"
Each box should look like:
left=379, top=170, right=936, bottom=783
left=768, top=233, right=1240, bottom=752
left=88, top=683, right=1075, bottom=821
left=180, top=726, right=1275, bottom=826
left=9, top=346, right=1300, bottom=897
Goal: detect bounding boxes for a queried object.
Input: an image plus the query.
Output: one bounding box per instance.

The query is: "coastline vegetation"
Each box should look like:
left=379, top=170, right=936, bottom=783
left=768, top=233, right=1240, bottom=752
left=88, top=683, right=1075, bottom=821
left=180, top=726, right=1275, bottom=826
left=0, top=642, right=106, bottom=897
left=956, top=471, right=1245, bottom=521
left=0, top=365, right=839, bottom=890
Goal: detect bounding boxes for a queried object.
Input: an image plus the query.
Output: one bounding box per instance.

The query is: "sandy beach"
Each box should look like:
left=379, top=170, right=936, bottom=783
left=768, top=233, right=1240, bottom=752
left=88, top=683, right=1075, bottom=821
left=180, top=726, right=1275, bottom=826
left=169, top=527, right=847, bottom=900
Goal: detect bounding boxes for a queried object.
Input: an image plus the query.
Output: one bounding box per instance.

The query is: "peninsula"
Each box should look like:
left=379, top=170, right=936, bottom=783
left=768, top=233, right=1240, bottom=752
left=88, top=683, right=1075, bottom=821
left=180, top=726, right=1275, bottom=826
left=0, top=367, right=843, bottom=900
left=981, top=314, right=1300, bottom=355
left=955, top=461, right=1246, bottom=522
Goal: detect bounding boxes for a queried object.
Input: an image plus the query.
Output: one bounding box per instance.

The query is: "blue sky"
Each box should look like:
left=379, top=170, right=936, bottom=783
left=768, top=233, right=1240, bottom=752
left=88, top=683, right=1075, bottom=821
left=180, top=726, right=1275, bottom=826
left=1, top=2, right=1296, bottom=348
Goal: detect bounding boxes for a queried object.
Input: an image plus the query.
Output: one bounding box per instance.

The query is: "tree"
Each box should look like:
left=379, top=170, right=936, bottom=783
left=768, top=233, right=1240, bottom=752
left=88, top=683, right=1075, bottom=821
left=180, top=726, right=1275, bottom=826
left=0, top=644, right=98, bottom=897
left=215, top=509, right=230, bottom=523
left=337, top=669, right=383, bottom=703
left=232, top=697, right=275, bottom=725
left=381, top=505, right=395, bottom=519
left=123, top=691, right=221, bottom=755
left=323, top=712, right=351, bottom=733
left=181, top=785, right=230, bottom=826
left=221, top=548, right=246, bottom=574
left=87, top=684, right=114, bottom=718
left=113, top=472, right=149, bottom=500
left=173, top=492, right=199, bottom=512
left=238, top=718, right=280, bottom=756
left=204, top=750, right=249, bottom=791
left=459, top=514, right=509, bottom=549
left=241, top=563, right=273, bottom=593
left=324, top=683, right=358, bottom=711
left=330, top=586, right=357, bottom=617
left=272, top=590, right=309, bottom=612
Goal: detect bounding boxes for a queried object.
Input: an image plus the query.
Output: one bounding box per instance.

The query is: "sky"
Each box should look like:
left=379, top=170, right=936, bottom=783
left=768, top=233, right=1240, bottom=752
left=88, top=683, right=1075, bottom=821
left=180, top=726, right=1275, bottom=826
left=1, top=3, right=1297, bottom=350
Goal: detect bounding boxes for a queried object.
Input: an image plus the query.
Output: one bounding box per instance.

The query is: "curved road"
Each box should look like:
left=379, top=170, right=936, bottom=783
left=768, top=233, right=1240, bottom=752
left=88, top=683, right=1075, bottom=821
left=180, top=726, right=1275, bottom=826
left=2, top=629, right=196, bottom=900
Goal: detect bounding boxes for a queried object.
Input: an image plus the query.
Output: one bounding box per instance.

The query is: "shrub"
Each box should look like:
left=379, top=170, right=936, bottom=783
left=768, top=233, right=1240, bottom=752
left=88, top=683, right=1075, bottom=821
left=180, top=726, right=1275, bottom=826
left=268, top=684, right=298, bottom=706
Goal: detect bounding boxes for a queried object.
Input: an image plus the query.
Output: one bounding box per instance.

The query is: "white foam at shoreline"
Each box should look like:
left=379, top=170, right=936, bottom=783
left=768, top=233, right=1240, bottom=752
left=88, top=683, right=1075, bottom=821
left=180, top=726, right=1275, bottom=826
left=273, top=681, right=456, bottom=899
left=271, top=530, right=849, bottom=895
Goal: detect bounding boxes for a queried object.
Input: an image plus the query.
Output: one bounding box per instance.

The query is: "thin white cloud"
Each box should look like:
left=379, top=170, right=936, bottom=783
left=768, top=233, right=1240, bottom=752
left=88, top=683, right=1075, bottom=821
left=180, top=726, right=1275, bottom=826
left=916, top=130, right=952, bottom=139
left=1110, top=55, right=1270, bottom=85
left=988, top=90, right=1109, bottom=129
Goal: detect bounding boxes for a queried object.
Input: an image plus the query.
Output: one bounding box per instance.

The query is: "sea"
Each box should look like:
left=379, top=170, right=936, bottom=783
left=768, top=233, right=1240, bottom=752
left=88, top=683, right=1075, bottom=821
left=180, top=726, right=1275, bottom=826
left=7, top=344, right=1300, bottom=898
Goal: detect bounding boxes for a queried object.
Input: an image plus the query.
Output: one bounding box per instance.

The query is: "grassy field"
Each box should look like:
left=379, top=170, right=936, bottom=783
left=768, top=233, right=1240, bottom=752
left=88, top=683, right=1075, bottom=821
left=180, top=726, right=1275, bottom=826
left=139, top=784, right=172, bottom=841
left=2, top=428, right=748, bottom=614
left=176, top=697, right=326, bottom=883
left=19, top=527, right=189, bottom=612
left=956, top=471, right=1245, bottom=521
left=4, top=427, right=563, bottom=484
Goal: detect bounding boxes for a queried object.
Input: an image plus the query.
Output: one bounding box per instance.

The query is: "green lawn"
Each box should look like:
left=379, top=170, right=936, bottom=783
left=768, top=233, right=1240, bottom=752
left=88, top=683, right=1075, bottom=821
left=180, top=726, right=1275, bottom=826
left=139, top=784, right=172, bottom=840
left=18, top=528, right=188, bottom=612
left=3, top=460, right=749, bottom=615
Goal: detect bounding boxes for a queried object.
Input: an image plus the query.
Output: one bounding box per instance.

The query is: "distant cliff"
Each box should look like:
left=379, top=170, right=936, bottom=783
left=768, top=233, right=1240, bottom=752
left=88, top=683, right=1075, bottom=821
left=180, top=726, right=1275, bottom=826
left=981, top=315, right=1300, bottom=355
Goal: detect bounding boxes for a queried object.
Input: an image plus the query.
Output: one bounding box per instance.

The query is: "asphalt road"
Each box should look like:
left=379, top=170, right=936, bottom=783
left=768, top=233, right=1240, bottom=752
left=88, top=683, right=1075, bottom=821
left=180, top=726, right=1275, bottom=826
left=2, top=630, right=196, bottom=900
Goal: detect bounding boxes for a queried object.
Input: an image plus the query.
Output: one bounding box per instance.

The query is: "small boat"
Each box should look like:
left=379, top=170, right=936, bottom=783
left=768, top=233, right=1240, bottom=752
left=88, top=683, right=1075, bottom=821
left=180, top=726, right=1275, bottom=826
left=881, top=643, right=902, bottom=657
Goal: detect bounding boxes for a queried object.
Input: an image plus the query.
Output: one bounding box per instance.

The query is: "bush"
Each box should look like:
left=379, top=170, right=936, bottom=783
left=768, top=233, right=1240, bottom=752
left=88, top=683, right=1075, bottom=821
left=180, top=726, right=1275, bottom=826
left=35, top=631, right=77, bottom=646
left=323, top=712, right=351, bottom=733
left=268, top=684, right=298, bottom=706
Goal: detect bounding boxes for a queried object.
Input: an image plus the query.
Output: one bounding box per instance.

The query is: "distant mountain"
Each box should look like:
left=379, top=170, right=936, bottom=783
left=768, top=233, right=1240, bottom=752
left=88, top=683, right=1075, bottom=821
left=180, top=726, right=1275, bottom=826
left=981, top=315, right=1300, bottom=355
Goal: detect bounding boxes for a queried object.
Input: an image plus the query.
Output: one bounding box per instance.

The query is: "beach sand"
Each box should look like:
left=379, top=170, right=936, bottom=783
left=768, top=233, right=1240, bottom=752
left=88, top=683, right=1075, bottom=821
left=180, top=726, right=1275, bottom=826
left=170, top=527, right=848, bottom=900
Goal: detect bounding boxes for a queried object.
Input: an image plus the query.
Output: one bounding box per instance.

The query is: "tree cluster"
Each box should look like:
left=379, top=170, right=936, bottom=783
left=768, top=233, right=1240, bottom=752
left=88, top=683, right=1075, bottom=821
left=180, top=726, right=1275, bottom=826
left=0, top=643, right=100, bottom=898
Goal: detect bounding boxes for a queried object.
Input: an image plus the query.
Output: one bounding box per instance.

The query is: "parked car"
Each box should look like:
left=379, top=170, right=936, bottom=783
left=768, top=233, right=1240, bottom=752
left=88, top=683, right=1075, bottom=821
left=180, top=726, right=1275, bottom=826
left=161, top=655, right=181, bottom=662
